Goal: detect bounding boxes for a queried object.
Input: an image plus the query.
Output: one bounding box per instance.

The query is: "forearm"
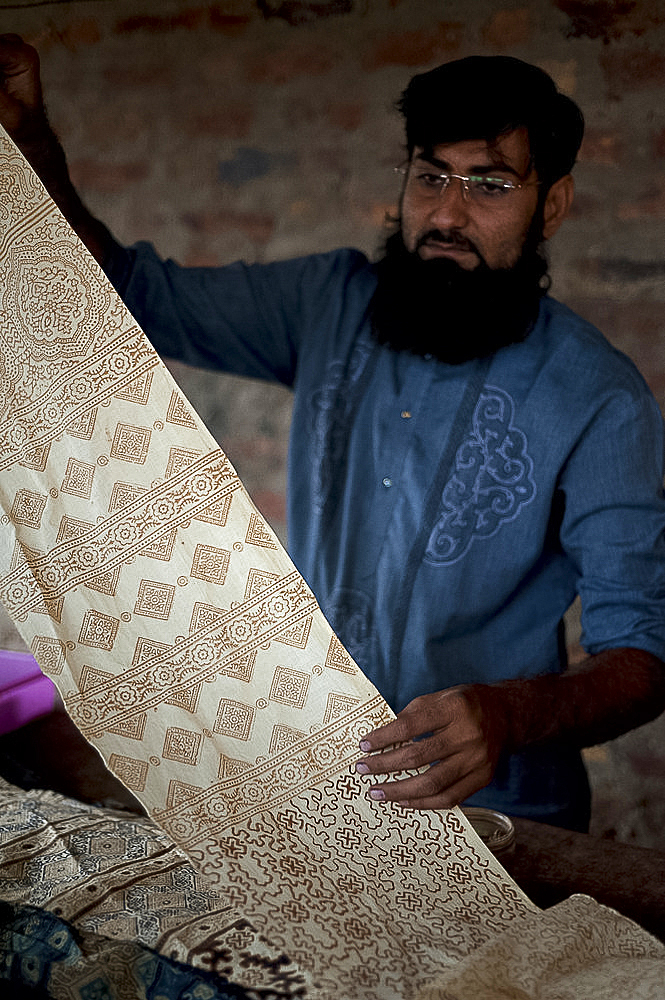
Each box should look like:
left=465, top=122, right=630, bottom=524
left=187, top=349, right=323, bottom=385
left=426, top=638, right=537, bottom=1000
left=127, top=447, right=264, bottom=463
left=357, top=647, right=665, bottom=810
left=1, top=34, right=112, bottom=264
left=12, top=122, right=114, bottom=265
left=486, top=647, right=665, bottom=752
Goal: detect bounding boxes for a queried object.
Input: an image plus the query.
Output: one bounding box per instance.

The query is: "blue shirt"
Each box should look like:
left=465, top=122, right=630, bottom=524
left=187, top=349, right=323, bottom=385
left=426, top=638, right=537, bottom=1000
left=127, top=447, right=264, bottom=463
left=106, top=243, right=665, bottom=829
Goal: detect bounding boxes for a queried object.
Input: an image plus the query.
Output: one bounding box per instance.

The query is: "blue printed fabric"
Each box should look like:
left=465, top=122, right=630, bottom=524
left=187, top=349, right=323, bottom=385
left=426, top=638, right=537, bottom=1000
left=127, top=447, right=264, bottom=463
left=0, top=902, right=263, bottom=1000
left=104, top=243, right=665, bottom=829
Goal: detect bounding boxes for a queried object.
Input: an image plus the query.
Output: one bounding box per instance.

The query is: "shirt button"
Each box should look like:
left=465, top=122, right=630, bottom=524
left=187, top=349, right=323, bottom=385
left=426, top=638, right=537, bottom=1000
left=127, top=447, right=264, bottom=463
left=401, top=410, right=411, bottom=419
left=382, top=477, right=392, bottom=488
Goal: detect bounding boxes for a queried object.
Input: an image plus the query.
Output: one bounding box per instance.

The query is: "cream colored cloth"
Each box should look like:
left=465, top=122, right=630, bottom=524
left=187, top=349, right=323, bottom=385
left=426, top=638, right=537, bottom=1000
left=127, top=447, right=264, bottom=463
left=2, top=777, right=664, bottom=1000
left=416, top=894, right=665, bottom=1000
left=0, top=126, right=534, bottom=998
left=0, top=775, right=305, bottom=996
left=2, top=125, right=663, bottom=1000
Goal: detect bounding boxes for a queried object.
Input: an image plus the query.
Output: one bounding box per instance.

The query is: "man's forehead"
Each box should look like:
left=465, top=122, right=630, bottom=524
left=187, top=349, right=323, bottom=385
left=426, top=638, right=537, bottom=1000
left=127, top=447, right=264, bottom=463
left=416, top=127, right=532, bottom=172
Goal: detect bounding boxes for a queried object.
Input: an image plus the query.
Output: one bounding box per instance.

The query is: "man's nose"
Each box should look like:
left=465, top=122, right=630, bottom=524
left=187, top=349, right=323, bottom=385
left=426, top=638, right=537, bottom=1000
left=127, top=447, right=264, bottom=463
left=427, top=177, right=470, bottom=229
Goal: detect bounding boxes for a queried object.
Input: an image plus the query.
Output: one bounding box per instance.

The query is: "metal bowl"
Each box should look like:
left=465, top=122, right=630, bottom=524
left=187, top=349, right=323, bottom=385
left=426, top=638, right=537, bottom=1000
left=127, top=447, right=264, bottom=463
left=462, top=806, right=516, bottom=858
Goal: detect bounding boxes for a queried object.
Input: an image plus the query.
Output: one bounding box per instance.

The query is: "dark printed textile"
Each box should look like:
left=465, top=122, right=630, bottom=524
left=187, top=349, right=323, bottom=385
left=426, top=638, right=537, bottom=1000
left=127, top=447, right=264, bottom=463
left=0, top=778, right=307, bottom=998
left=0, top=900, right=284, bottom=1000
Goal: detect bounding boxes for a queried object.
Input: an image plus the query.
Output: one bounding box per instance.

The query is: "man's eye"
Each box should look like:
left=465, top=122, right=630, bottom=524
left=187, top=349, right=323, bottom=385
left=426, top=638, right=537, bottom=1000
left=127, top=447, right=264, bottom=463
left=474, top=178, right=510, bottom=196
left=415, top=172, right=444, bottom=188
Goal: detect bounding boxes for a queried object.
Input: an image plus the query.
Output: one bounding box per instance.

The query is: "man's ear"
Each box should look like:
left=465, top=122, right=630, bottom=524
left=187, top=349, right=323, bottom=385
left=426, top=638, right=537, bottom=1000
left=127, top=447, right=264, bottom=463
left=542, top=173, right=574, bottom=240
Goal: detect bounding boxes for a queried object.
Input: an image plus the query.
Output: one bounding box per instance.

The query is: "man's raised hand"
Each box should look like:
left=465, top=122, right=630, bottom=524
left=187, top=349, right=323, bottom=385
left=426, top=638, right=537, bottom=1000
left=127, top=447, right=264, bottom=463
left=0, top=34, right=48, bottom=145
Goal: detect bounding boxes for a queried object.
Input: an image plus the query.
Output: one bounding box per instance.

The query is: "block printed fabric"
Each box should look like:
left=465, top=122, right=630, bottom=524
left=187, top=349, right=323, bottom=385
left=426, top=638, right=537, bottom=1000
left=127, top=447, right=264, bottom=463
left=0, top=124, right=535, bottom=999
left=2, top=779, right=665, bottom=1000
left=0, top=776, right=309, bottom=999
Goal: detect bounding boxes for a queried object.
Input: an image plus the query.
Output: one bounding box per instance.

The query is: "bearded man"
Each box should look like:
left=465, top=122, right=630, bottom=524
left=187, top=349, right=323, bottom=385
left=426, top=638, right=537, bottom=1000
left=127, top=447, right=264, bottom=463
left=1, top=40, right=664, bottom=831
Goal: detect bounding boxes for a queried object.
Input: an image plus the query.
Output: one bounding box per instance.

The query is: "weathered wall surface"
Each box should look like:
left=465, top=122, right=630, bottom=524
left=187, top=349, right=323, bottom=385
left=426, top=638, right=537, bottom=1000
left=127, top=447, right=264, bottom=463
left=1, top=0, right=665, bottom=846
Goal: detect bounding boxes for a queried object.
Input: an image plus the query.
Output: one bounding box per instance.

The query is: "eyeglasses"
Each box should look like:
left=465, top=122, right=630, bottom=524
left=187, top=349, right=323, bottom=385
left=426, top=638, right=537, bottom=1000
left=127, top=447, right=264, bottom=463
left=395, top=162, right=540, bottom=204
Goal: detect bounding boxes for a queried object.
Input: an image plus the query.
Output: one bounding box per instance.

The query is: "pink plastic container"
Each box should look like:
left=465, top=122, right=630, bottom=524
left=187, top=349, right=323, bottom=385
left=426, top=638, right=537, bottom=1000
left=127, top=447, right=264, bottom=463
left=0, top=649, right=57, bottom=736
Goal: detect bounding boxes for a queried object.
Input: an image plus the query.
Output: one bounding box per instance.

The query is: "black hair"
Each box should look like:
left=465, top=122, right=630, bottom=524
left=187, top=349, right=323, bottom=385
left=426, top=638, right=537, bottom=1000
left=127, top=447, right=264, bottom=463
left=398, top=55, right=584, bottom=189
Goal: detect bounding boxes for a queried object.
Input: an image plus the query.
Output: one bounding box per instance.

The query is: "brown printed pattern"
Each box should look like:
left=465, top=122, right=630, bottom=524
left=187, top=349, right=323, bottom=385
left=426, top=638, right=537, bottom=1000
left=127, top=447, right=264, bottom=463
left=0, top=450, right=241, bottom=618
left=0, top=778, right=311, bottom=998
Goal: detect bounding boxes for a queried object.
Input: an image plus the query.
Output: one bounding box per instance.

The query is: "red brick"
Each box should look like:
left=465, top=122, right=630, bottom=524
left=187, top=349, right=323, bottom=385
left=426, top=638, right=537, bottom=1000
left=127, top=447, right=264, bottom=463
left=250, top=490, right=286, bottom=527
left=555, top=0, right=665, bottom=41
left=115, top=9, right=208, bottom=33
left=481, top=8, right=532, bottom=50
left=225, top=437, right=287, bottom=462
left=31, top=19, right=101, bottom=52
left=182, top=250, right=224, bottom=267
left=646, top=373, right=665, bottom=413
left=652, top=129, right=665, bottom=159
left=247, top=44, right=337, bottom=84
left=208, top=9, right=253, bottom=34
left=363, top=22, right=464, bottom=70
left=326, top=101, right=365, bottom=132
left=258, top=0, right=353, bottom=26
left=182, top=106, right=254, bottom=139
left=83, top=109, right=147, bottom=148
left=567, top=641, right=586, bottom=666
left=578, top=128, right=623, bottom=166
left=103, top=63, right=173, bottom=89
left=600, top=46, right=665, bottom=93
left=182, top=210, right=275, bottom=244
left=68, top=159, right=150, bottom=194
left=617, top=177, right=665, bottom=219
left=566, top=191, right=602, bottom=221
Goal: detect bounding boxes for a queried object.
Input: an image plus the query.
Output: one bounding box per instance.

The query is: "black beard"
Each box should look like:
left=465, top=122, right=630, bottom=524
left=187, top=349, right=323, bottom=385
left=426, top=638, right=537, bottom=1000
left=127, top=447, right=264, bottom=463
left=370, top=228, right=549, bottom=364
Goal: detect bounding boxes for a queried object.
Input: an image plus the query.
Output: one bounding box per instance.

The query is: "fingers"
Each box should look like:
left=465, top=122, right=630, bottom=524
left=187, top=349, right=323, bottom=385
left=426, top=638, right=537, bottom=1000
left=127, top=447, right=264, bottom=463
left=361, top=753, right=494, bottom=811
left=357, top=732, right=441, bottom=776
left=0, top=35, right=44, bottom=136
left=356, top=685, right=502, bottom=810
left=359, top=691, right=458, bottom=753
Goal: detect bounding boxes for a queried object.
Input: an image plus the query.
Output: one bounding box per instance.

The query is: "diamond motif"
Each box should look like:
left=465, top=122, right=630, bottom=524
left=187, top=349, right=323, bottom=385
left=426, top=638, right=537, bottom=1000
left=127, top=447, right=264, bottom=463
left=166, top=391, right=197, bottom=428
left=245, top=512, right=278, bottom=549
left=78, top=609, right=120, bottom=650
left=30, top=636, right=66, bottom=675
left=163, top=727, right=202, bottom=765
left=11, top=489, right=47, bottom=528
left=213, top=699, right=255, bottom=741
left=190, top=544, right=231, bottom=586
left=134, top=579, right=176, bottom=620
left=60, top=457, right=95, bottom=498
left=108, top=754, right=148, bottom=791
left=269, top=666, right=311, bottom=710
left=323, top=692, right=361, bottom=724
left=110, top=423, right=151, bottom=464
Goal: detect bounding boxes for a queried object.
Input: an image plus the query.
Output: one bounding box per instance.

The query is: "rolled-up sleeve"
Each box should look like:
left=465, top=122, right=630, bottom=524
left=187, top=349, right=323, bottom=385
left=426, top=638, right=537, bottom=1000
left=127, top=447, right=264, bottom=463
left=559, top=376, right=665, bottom=660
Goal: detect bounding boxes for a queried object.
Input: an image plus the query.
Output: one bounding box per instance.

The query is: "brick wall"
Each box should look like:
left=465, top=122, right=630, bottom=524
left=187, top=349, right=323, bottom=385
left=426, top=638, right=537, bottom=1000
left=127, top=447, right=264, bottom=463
left=4, top=0, right=663, bottom=516
left=2, top=0, right=665, bottom=845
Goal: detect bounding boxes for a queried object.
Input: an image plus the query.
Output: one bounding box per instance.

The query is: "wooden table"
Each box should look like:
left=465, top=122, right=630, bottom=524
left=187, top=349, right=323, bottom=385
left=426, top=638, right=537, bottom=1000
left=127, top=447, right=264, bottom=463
left=506, top=816, right=665, bottom=941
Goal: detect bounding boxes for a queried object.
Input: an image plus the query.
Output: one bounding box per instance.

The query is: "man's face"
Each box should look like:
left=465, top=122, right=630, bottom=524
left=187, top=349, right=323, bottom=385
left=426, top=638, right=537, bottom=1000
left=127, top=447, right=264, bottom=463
left=400, top=127, right=541, bottom=272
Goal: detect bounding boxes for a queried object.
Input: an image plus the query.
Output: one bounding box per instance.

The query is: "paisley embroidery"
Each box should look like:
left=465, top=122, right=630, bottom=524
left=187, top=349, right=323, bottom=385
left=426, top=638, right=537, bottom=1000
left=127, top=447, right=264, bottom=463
left=425, top=386, right=536, bottom=565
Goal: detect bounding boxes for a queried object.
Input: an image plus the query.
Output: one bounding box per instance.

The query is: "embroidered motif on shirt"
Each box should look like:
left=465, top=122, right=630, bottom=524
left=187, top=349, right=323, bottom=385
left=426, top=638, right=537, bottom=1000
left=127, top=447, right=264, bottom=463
left=308, top=339, right=374, bottom=511
left=325, top=587, right=374, bottom=670
left=425, top=386, right=536, bottom=565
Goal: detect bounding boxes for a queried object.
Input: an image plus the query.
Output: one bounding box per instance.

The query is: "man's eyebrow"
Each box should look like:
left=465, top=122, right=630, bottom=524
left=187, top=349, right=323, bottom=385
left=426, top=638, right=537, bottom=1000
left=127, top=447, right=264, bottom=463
left=414, top=152, right=523, bottom=178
